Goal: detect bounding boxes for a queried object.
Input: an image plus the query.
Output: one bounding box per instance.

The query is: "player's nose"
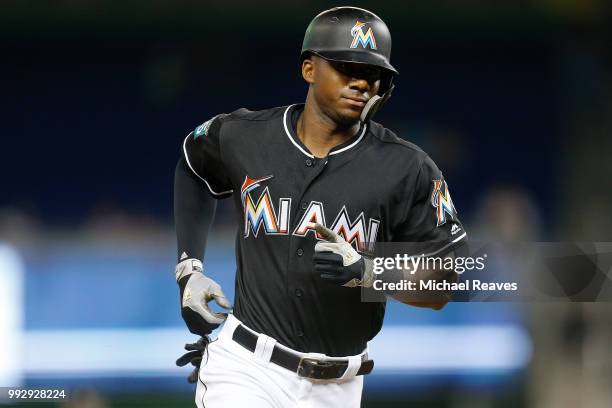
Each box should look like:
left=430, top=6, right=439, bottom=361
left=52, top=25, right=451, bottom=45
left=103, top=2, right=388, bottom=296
left=348, top=77, right=371, bottom=94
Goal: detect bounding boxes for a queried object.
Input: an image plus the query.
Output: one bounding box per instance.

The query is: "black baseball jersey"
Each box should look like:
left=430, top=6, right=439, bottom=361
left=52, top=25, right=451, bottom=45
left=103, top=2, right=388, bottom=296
left=182, top=103, right=466, bottom=357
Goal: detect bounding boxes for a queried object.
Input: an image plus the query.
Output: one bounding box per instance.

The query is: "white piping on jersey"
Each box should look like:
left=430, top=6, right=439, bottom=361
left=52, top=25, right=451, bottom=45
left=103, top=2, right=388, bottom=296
left=330, top=125, right=367, bottom=155
left=282, top=104, right=368, bottom=158
left=283, top=105, right=314, bottom=158
left=419, top=231, right=467, bottom=258
left=183, top=133, right=234, bottom=197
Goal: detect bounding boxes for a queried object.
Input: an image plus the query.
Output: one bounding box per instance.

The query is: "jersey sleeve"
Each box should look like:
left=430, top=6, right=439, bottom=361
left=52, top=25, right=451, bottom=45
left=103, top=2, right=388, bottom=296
left=181, top=114, right=234, bottom=198
left=393, top=155, right=467, bottom=256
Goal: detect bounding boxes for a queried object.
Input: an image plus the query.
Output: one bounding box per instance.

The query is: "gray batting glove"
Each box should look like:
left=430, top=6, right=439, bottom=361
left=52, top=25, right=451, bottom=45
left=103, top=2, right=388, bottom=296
left=175, top=258, right=232, bottom=336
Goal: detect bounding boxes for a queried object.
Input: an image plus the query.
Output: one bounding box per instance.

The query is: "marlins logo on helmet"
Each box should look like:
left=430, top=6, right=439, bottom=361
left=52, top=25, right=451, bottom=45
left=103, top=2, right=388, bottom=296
left=350, top=20, right=377, bottom=50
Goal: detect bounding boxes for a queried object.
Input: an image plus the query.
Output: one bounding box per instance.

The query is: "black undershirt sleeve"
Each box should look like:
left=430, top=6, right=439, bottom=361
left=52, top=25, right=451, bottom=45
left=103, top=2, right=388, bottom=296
left=174, top=155, right=217, bottom=262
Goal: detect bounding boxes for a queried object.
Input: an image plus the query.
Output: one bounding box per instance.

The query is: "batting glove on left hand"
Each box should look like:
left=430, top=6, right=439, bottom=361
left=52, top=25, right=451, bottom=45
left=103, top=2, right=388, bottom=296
left=313, top=223, right=375, bottom=287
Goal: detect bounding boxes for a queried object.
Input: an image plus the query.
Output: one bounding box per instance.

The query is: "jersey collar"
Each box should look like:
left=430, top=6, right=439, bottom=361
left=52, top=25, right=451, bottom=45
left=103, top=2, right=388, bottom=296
left=282, top=104, right=368, bottom=159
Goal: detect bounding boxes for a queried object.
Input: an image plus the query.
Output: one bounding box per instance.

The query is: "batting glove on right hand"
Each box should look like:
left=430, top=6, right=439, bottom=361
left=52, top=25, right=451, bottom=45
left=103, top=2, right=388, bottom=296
left=176, top=336, right=211, bottom=384
left=313, top=223, right=375, bottom=288
left=176, top=258, right=232, bottom=336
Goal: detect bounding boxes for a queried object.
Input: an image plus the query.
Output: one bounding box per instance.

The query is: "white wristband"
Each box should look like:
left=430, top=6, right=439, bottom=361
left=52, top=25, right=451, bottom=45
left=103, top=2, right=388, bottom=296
left=175, top=258, right=204, bottom=282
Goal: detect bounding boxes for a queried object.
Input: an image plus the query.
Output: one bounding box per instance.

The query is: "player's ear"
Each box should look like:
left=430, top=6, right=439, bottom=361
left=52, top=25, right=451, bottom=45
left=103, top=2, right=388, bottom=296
left=302, top=57, right=315, bottom=85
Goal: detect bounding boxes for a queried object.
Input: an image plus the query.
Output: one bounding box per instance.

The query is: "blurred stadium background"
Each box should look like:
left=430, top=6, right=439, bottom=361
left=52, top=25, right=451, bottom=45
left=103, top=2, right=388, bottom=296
left=1, top=0, right=611, bottom=407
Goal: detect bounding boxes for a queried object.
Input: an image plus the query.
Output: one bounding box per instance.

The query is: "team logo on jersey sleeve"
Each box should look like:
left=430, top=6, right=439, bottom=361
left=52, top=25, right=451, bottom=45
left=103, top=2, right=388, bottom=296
left=350, top=21, right=377, bottom=50
left=431, top=178, right=457, bottom=227
left=194, top=115, right=218, bottom=139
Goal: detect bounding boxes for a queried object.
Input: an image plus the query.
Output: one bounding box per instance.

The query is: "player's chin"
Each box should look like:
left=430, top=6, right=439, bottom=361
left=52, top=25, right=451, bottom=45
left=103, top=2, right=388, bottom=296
left=334, top=111, right=361, bottom=127
left=333, top=104, right=362, bottom=126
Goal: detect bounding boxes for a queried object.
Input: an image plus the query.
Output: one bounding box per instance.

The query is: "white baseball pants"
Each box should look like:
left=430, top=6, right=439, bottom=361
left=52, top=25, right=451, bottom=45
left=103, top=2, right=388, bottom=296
left=195, top=314, right=365, bottom=408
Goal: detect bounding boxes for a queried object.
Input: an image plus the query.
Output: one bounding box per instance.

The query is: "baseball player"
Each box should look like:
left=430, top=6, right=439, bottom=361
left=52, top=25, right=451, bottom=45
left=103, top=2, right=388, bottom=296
left=174, top=6, right=466, bottom=407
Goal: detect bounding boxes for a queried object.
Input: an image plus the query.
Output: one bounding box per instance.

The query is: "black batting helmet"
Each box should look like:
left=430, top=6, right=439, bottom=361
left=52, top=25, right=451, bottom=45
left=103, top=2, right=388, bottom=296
left=300, top=7, right=398, bottom=121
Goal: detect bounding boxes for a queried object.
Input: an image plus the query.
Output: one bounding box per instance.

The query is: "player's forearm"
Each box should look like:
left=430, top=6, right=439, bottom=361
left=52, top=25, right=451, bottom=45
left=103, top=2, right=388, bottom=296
left=403, top=300, right=449, bottom=310
left=174, top=156, right=217, bottom=262
left=382, top=253, right=458, bottom=310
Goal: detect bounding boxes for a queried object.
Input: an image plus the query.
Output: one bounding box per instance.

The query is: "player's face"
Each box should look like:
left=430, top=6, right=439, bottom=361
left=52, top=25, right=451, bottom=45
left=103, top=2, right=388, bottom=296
left=304, top=56, right=381, bottom=126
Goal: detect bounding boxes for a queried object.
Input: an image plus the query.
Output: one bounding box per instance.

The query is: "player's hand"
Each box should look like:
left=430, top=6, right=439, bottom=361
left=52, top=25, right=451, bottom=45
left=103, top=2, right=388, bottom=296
left=312, top=224, right=374, bottom=287
left=176, top=336, right=210, bottom=384
left=175, top=258, right=232, bottom=336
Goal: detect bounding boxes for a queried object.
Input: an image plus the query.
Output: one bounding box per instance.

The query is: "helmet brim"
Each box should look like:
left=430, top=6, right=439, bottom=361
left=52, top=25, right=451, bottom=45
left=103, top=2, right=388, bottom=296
left=302, top=49, right=398, bottom=76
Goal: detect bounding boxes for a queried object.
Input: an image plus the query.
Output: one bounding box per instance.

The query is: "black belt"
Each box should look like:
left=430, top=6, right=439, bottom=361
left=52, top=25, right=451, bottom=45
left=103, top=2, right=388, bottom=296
left=232, top=324, right=374, bottom=380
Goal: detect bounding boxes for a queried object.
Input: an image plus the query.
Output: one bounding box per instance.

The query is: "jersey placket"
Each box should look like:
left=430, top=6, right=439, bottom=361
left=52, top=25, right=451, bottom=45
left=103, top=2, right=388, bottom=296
left=286, top=154, right=328, bottom=344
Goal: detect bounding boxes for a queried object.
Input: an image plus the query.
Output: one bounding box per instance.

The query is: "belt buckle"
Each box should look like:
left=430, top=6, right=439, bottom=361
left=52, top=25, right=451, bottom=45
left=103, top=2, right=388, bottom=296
left=297, top=358, right=338, bottom=379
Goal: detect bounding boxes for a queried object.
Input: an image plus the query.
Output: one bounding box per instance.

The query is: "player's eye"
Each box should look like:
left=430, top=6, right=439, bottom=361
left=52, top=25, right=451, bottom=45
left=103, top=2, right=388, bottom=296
left=362, top=68, right=381, bottom=82
left=332, top=62, right=350, bottom=74
left=330, top=61, right=380, bottom=84
left=353, top=67, right=380, bottom=82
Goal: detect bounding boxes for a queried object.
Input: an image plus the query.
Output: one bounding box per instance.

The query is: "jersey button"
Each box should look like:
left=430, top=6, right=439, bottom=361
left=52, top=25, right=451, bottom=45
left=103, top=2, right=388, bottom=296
left=301, top=202, right=308, bottom=210
left=295, top=288, right=303, bottom=297
left=297, top=248, right=304, bottom=256
left=297, top=330, right=304, bottom=337
left=305, top=159, right=313, bottom=167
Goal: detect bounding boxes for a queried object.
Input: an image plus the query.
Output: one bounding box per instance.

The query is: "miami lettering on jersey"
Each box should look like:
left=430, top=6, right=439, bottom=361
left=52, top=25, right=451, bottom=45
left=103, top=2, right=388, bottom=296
left=241, top=175, right=380, bottom=252
left=431, top=178, right=457, bottom=227
left=350, top=20, right=377, bottom=50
